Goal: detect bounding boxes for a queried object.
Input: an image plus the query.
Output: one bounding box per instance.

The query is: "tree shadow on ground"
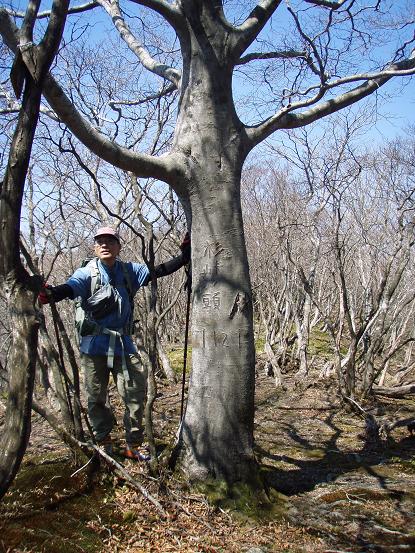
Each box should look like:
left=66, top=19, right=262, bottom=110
left=256, top=411, right=415, bottom=497
left=255, top=408, right=415, bottom=552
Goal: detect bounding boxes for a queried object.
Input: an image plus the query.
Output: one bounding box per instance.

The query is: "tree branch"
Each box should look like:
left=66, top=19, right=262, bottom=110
left=4, top=1, right=98, bottom=19
left=0, top=9, right=180, bottom=184
left=130, top=0, right=183, bottom=31
left=286, top=4, right=327, bottom=84
left=0, top=101, right=60, bottom=120
left=96, top=0, right=181, bottom=87
left=108, top=83, right=176, bottom=109
left=305, top=0, right=350, bottom=9
left=373, top=384, right=415, bottom=398
left=20, top=0, right=41, bottom=44
left=32, top=399, right=167, bottom=516
left=237, top=50, right=320, bottom=76
left=229, top=0, right=283, bottom=61
left=245, top=54, right=415, bottom=147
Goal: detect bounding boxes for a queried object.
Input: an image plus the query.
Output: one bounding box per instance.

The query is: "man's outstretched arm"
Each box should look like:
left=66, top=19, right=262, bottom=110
left=38, top=283, right=74, bottom=304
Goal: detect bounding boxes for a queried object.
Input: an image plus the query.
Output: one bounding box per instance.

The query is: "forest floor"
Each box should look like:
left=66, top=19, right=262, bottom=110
left=1, top=362, right=415, bottom=553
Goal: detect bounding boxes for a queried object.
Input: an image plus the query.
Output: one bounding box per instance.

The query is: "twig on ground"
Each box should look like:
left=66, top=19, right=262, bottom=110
left=89, top=443, right=167, bottom=517
left=218, top=506, right=233, bottom=521
left=70, top=456, right=95, bottom=477
left=324, top=548, right=360, bottom=553
left=171, top=500, right=216, bottom=533
left=372, top=524, right=407, bottom=535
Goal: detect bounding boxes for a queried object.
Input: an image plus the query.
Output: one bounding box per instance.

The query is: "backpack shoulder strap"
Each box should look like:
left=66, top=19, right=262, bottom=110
left=87, top=257, right=100, bottom=296
left=74, top=258, right=102, bottom=338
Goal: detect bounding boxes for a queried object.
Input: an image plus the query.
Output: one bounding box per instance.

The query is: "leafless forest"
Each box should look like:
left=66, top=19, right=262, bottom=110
left=1, top=116, right=414, bottom=412
left=0, top=1, right=415, bottom=551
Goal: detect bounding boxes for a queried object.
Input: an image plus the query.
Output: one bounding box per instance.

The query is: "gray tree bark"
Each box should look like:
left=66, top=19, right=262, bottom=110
left=165, top=20, right=257, bottom=477
left=181, top=171, right=256, bottom=481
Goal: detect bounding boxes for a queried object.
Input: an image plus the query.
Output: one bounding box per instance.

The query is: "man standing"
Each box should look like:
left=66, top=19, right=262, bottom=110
left=39, top=227, right=190, bottom=461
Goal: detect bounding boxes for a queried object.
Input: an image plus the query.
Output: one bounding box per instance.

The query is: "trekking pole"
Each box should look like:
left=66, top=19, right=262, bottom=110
left=180, top=267, right=192, bottom=422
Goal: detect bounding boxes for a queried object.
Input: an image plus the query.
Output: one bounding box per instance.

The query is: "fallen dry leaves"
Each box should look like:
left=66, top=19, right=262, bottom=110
left=97, top=474, right=326, bottom=553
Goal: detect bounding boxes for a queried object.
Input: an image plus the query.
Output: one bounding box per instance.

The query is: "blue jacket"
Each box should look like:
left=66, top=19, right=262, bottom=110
left=66, top=259, right=149, bottom=355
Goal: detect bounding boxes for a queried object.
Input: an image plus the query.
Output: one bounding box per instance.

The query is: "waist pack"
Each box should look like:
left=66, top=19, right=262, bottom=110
left=83, top=283, right=121, bottom=320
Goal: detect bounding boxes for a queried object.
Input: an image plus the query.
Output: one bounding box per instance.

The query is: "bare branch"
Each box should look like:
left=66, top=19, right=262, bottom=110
left=39, top=0, right=73, bottom=75
left=96, top=0, right=181, bottom=87
left=60, top=137, right=147, bottom=244
left=0, top=90, right=60, bottom=120
left=130, top=0, right=184, bottom=31
left=20, top=0, right=41, bottom=44
left=89, top=443, right=167, bottom=516
left=32, top=398, right=167, bottom=516
left=287, top=4, right=327, bottom=83
left=237, top=50, right=320, bottom=76
left=246, top=54, right=415, bottom=146
left=108, top=83, right=176, bottom=108
left=229, top=0, right=283, bottom=61
left=4, top=2, right=98, bottom=19
left=374, top=384, right=415, bottom=398
left=0, top=9, right=180, bottom=184
left=305, top=0, right=350, bottom=9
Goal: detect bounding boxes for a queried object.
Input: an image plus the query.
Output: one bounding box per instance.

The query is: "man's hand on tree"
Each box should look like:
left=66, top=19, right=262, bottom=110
left=38, top=283, right=51, bottom=305
left=38, top=283, right=73, bottom=304
left=180, top=232, right=190, bottom=253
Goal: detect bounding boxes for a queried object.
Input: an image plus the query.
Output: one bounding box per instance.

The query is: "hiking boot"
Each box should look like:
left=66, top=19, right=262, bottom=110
left=122, top=444, right=151, bottom=462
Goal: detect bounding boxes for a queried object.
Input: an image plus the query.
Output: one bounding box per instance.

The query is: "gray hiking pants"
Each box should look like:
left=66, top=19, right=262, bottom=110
left=82, top=353, right=147, bottom=446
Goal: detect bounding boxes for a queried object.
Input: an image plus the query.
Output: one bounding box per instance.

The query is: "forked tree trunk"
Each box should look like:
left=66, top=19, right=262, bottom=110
left=167, top=15, right=258, bottom=481
left=0, top=76, right=44, bottom=499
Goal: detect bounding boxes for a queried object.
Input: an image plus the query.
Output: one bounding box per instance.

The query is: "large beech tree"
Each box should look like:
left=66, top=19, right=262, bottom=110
left=1, top=0, right=414, bottom=484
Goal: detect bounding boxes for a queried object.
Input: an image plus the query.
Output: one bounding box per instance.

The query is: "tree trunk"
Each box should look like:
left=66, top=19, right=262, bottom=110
left=166, top=24, right=259, bottom=480
left=0, top=76, right=43, bottom=499
left=264, top=341, right=284, bottom=388
left=0, top=0, right=69, bottom=497
left=343, top=337, right=358, bottom=398
left=157, top=340, right=177, bottom=382
left=0, top=276, right=39, bottom=499
left=177, top=171, right=257, bottom=482
left=39, top=327, right=75, bottom=434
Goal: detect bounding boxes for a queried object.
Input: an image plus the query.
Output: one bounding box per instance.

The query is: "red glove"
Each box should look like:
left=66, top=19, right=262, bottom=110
left=38, top=283, right=51, bottom=305
left=180, top=232, right=190, bottom=252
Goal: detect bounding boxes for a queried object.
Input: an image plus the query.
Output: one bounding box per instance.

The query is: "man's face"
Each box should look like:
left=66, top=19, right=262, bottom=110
left=94, top=235, right=121, bottom=266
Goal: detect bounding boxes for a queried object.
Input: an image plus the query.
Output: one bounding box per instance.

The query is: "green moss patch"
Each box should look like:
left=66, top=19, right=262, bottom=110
left=167, top=346, right=192, bottom=375
left=308, top=328, right=333, bottom=357
left=194, top=475, right=289, bottom=523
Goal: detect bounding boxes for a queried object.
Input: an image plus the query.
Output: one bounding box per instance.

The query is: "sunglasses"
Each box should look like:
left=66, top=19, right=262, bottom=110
left=94, top=237, right=119, bottom=246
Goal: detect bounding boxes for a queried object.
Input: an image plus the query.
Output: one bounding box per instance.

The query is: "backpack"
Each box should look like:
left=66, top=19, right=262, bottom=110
left=74, top=258, right=135, bottom=338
